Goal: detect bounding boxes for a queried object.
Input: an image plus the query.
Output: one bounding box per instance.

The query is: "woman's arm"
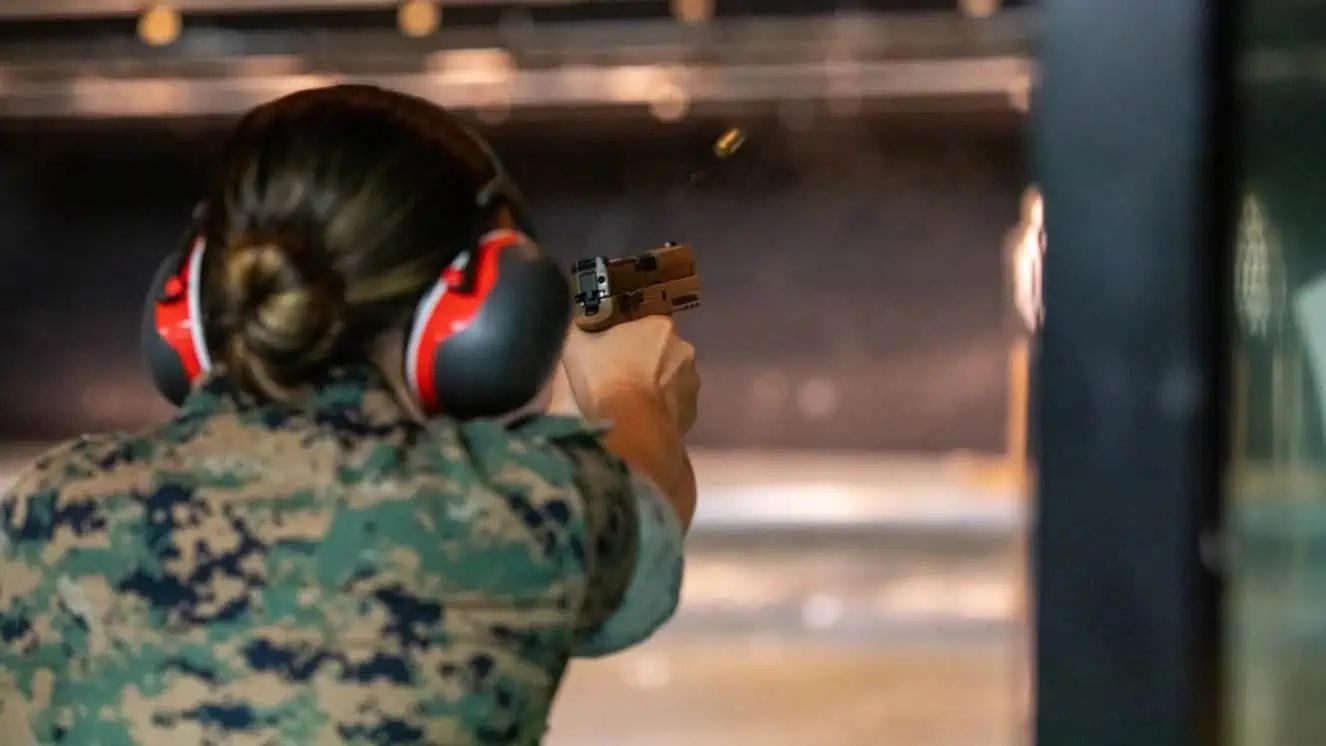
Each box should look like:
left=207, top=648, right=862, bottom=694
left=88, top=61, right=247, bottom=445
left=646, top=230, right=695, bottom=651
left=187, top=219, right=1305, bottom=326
left=517, top=406, right=690, bottom=658
left=547, top=316, right=699, bottom=531
left=554, top=426, right=687, bottom=659
left=592, top=384, right=697, bottom=531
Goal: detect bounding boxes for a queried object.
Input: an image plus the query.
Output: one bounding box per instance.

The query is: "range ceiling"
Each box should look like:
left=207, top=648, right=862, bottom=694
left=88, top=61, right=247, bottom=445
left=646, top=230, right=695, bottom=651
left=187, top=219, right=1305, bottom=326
left=0, top=5, right=1038, bottom=119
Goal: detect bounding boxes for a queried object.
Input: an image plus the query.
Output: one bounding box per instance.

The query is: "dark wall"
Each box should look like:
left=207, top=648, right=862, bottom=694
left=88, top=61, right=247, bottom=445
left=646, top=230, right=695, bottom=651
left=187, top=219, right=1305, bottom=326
left=0, top=114, right=1024, bottom=452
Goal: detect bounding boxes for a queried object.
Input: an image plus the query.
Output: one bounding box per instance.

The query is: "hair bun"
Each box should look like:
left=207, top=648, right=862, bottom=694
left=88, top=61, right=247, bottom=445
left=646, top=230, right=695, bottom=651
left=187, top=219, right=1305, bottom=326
left=218, top=235, right=347, bottom=396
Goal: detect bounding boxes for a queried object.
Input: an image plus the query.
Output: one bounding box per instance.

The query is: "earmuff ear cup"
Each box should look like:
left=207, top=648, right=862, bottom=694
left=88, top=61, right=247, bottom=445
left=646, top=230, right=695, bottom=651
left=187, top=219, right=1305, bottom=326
left=410, top=236, right=572, bottom=419
left=142, top=252, right=196, bottom=406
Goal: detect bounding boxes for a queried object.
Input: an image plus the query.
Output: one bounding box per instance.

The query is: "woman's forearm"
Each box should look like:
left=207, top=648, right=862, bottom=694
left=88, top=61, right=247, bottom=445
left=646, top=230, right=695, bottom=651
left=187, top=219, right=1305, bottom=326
left=594, top=385, right=697, bottom=531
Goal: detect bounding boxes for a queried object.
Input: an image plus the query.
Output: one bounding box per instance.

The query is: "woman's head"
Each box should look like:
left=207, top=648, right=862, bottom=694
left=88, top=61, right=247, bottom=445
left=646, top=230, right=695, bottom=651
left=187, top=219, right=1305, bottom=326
left=198, top=84, right=509, bottom=401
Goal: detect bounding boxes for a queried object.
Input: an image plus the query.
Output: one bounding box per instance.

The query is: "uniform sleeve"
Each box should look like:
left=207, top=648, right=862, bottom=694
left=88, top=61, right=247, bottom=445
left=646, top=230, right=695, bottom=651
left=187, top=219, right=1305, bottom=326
left=553, top=436, right=639, bottom=643
left=570, top=466, right=685, bottom=658
left=512, top=416, right=685, bottom=657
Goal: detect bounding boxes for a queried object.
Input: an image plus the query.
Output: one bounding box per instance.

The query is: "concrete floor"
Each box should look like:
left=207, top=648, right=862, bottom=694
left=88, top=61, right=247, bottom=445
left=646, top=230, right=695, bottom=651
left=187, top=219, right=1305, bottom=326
left=549, top=532, right=1030, bottom=746
left=552, top=642, right=1021, bottom=746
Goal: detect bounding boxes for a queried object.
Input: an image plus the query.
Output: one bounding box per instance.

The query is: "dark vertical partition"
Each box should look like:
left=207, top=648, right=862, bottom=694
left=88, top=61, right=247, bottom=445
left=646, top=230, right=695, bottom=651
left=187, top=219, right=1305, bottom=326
left=1034, top=0, right=1232, bottom=744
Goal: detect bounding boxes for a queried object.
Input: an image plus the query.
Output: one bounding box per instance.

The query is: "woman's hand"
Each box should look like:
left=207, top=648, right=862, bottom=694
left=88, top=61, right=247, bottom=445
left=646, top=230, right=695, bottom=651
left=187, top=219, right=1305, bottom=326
left=552, top=316, right=699, bottom=433
left=551, top=316, right=700, bottom=529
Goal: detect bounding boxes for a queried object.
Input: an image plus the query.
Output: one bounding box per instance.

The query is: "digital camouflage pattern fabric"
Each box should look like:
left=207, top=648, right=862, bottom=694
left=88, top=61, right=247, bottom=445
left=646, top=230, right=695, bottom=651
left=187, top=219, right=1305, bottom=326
left=0, top=365, right=640, bottom=746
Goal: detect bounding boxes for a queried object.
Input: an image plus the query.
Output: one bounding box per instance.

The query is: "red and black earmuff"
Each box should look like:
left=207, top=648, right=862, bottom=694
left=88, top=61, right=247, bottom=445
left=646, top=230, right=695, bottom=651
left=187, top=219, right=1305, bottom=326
left=142, top=130, right=572, bottom=419
left=402, top=226, right=570, bottom=419
left=142, top=211, right=214, bottom=407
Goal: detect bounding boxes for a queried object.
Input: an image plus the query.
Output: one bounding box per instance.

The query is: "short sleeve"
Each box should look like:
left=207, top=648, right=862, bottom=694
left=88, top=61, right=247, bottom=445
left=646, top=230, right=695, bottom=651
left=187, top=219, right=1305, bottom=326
left=570, top=469, right=685, bottom=658
left=510, top=415, right=685, bottom=656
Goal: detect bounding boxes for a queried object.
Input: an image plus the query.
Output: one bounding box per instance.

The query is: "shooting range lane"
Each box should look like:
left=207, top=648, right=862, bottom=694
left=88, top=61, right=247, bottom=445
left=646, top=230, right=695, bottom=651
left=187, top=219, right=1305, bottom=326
left=0, top=92, right=1030, bottom=746
left=551, top=530, right=1024, bottom=746
left=553, top=645, right=1018, bottom=746
left=549, top=451, right=1027, bottom=746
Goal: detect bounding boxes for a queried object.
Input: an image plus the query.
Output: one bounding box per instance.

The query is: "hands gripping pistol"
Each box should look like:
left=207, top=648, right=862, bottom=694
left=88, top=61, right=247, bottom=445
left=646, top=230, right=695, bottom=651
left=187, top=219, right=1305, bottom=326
left=571, top=242, right=702, bottom=332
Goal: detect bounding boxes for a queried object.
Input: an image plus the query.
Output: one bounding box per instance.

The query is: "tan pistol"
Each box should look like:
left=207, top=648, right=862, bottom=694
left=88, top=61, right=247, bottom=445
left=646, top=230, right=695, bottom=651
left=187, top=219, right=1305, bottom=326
left=571, top=242, right=702, bottom=332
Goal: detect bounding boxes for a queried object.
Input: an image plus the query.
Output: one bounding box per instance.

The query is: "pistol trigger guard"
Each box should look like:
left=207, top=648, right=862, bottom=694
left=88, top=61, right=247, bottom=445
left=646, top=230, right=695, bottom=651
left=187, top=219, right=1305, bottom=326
left=574, top=295, right=621, bottom=332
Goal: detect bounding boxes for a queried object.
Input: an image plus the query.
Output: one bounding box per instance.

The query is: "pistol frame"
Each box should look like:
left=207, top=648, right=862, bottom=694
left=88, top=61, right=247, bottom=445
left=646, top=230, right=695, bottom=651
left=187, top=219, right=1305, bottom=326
left=572, top=242, right=702, bottom=332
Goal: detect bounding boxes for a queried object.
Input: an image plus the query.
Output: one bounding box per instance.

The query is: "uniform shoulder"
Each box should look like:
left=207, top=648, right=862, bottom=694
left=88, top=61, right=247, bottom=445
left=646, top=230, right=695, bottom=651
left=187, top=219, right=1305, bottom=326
left=425, top=414, right=628, bottom=503
left=506, top=414, right=613, bottom=444
left=2, top=432, right=143, bottom=498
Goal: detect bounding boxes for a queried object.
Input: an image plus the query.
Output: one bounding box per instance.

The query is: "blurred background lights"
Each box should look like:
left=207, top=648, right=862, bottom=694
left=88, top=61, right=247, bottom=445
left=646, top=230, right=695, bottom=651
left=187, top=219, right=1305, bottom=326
left=671, top=0, right=715, bottom=24
left=1012, top=186, right=1045, bottom=332
left=796, top=377, right=842, bottom=419
left=747, top=371, right=792, bottom=417
left=398, top=0, right=441, bottom=38
left=622, top=654, right=673, bottom=690
left=648, top=81, right=691, bottom=122
left=1236, top=194, right=1280, bottom=338
left=1008, top=70, right=1033, bottom=113
left=958, top=0, right=1002, bottom=18
left=137, top=4, right=181, bottom=47
left=800, top=593, right=846, bottom=629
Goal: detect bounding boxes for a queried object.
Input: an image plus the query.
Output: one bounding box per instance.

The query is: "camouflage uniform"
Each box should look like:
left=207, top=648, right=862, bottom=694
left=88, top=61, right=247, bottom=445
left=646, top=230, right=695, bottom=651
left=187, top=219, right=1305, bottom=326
left=0, top=365, right=644, bottom=746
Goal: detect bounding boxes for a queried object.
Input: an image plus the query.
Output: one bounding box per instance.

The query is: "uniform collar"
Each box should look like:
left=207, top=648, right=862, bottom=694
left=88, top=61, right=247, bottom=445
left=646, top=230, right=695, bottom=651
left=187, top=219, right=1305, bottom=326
left=179, top=363, right=414, bottom=428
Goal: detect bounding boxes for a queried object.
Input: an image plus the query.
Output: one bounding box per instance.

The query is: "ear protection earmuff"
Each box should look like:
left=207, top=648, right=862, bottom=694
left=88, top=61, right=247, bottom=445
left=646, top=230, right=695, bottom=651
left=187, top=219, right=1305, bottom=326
left=401, top=225, right=571, bottom=419
left=142, top=128, right=572, bottom=419
left=142, top=206, right=214, bottom=407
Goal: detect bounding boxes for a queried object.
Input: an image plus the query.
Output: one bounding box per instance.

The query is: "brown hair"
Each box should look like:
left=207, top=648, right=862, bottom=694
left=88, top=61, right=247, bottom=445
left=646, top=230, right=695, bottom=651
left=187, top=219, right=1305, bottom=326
left=199, top=84, right=501, bottom=402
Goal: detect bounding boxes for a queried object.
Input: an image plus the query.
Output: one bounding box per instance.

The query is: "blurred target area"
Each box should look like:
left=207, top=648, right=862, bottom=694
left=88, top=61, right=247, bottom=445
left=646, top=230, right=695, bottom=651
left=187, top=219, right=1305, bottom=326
left=0, top=2, right=1036, bottom=744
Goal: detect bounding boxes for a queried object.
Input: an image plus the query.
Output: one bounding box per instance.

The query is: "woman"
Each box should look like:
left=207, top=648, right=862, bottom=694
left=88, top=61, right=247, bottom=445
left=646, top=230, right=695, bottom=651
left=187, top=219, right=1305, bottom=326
left=0, top=85, right=699, bottom=746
